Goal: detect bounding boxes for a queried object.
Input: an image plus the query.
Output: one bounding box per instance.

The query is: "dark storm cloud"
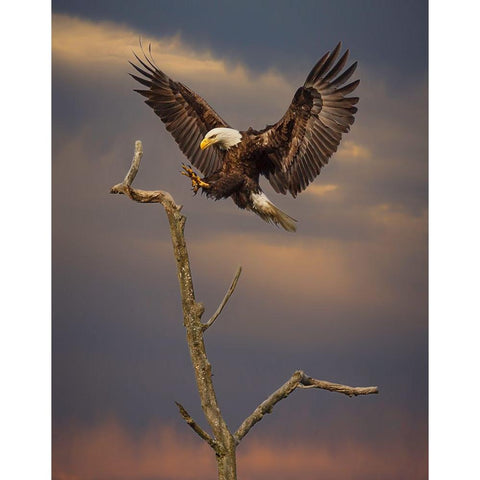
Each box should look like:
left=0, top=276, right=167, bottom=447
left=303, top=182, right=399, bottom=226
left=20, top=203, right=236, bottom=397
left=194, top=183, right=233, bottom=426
left=52, top=0, right=427, bottom=85
left=52, top=10, right=427, bottom=480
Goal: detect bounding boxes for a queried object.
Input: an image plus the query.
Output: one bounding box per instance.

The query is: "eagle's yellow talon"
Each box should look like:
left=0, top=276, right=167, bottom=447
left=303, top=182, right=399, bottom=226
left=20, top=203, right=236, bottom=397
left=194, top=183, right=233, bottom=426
left=181, top=165, right=210, bottom=191
left=197, top=179, right=210, bottom=188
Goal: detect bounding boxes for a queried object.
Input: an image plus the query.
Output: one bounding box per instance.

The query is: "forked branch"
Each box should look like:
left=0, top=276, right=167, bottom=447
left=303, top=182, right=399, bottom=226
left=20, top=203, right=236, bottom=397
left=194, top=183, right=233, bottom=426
left=110, top=140, right=179, bottom=210
left=234, top=370, right=378, bottom=444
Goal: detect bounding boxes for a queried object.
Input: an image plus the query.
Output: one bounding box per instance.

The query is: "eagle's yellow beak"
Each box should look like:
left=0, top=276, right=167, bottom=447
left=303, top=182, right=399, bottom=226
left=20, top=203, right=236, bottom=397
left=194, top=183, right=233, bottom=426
left=200, top=138, right=213, bottom=150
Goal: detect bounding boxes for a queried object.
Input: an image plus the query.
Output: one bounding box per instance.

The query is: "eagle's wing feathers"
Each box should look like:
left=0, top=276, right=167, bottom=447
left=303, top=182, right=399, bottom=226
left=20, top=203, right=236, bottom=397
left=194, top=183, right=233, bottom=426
left=130, top=51, right=228, bottom=176
left=258, top=43, right=359, bottom=197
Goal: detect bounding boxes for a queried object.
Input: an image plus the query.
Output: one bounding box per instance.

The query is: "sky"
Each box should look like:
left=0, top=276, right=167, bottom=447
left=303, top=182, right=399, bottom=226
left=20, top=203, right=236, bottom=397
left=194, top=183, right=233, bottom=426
left=51, top=1, right=428, bottom=479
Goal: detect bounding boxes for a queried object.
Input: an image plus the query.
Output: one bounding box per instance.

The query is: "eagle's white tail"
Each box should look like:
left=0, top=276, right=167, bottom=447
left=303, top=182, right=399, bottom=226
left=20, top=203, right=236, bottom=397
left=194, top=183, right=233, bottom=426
left=250, top=192, right=297, bottom=232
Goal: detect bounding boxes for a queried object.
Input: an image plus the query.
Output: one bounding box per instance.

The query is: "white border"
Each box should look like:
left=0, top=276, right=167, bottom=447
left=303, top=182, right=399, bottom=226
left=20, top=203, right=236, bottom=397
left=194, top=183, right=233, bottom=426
left=1, top=3, right=51, bottom=479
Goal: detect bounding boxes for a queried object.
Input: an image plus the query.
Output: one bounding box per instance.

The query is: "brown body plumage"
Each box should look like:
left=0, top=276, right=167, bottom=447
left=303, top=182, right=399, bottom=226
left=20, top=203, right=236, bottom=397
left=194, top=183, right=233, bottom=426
left=130, top=42, right=359, bottom=231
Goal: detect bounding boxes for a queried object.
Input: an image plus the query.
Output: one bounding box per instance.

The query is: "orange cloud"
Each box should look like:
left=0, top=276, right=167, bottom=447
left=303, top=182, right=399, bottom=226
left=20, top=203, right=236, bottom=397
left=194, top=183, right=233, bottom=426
left=191, top=233, right=368, bottom=304
left=52, top=13, right=293, bottom=128
left=53, top=419, right=215, bottom=480
left=305, top=184, right=339, bottom=197
left=53, top=419, right=426, bottom=480
left=189, top=202, right=427, bottom=310
left=238, top=438, right=426, bottom=480
left=52, top=13, right=228, bottom=77
left=336, top=140, right=372, bottom=161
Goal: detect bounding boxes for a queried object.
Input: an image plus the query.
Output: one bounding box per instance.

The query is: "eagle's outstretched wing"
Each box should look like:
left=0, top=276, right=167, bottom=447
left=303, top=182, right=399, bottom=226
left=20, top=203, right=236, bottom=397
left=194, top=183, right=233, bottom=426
left=258, top=43, right=359, bottom=197
left=130, top=49, right=229, bottom=176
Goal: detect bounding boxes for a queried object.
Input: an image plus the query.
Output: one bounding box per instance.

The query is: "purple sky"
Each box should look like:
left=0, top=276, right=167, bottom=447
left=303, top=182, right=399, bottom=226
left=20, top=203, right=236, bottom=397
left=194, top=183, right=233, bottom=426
left=51, top=2, right=428, bottom=479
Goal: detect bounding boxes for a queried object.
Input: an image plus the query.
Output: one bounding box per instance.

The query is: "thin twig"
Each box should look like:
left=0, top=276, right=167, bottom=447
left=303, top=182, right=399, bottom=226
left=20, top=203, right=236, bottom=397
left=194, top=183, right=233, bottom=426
left=175, top=401, right=219, bottom=451
left=234, top=370, right=378, bottom=444
left=203, top=266, right=242, bottom=331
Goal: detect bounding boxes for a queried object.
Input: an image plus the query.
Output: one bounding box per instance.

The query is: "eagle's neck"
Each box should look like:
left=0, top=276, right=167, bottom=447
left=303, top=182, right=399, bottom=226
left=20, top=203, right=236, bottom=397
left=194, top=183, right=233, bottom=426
left=209, top=128, right=242, bottom=150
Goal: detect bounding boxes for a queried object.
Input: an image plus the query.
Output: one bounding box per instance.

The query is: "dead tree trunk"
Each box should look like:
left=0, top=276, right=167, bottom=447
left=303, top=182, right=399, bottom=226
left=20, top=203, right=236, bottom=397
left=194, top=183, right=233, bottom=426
left=110, top=141, right=379, bottom=480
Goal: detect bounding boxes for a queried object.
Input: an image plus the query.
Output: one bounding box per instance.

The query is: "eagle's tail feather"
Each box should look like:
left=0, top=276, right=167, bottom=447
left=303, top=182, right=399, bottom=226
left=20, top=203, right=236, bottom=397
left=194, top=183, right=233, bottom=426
left=250, top=192, right=297, bottom=232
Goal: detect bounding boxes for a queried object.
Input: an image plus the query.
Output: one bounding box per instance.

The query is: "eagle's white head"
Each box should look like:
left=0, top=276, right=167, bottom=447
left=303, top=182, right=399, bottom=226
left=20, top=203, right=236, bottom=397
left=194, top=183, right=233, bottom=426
left=200, top=128, right=242, bottom=151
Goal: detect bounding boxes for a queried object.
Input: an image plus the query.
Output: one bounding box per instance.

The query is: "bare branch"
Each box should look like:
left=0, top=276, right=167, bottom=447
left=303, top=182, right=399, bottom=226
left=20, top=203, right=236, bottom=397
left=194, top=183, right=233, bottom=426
left=234, top=370, right=378, bottom=444
left=299, top=374, right=379, bottom=396
left=124, top=139, right=143, bottom=186
left=110, top=140, right=181, bottom=212
left=111, top=183, right=175, bottom=205
left=203, top=266, right=242, bottom=331
left=175, top=401, right=218, bottom=451
left=234, top=370, right=303, bottom=443
left=110, top=139, right=142, bottom=191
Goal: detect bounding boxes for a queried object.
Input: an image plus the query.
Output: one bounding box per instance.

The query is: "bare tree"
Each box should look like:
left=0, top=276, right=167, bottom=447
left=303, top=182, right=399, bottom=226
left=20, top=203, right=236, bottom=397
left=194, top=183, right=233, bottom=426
left=110, top=141, right=379, bottom=480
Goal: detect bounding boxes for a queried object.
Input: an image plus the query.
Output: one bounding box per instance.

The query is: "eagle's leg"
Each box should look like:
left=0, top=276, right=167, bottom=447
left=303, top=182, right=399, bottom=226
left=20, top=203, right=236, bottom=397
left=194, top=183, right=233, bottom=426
left=181, top=164, right=210, bottom=193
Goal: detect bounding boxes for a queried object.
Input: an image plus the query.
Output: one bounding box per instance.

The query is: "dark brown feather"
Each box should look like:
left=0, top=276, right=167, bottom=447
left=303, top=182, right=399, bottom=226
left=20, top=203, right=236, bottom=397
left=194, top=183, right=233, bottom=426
left=130, top=50, right=229, bottom=176
left=257, top=44, right=359, bottom=196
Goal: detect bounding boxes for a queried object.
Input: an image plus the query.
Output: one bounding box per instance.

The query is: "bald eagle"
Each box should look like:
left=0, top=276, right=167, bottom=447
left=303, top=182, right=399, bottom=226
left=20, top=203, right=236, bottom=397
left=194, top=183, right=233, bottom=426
left=130, top=42, right=359, bottom=232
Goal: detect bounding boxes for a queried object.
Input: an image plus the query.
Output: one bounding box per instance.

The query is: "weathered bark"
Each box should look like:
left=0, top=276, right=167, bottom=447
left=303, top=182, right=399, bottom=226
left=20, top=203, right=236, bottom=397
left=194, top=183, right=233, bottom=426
left=111, top=141, right=379, bottom=480
left=235, top=370, right=378, bottom=443
left=111, top=141, right=238, bottom=478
